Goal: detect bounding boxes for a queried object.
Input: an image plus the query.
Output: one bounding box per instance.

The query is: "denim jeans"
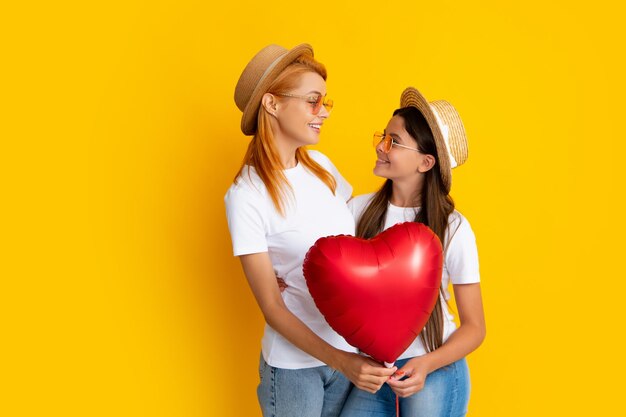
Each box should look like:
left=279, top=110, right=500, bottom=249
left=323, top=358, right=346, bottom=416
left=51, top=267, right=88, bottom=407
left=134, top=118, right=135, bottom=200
left=339, top=357, right=470, bottom=417
left=257, top=354, right=351, bottom=417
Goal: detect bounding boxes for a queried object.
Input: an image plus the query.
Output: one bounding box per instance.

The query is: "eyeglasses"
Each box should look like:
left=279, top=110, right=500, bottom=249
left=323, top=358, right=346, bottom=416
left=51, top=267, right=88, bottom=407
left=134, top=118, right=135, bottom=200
left=373, top=132, right=421, bottom=153
left=274, top=93, right=334, bottom=115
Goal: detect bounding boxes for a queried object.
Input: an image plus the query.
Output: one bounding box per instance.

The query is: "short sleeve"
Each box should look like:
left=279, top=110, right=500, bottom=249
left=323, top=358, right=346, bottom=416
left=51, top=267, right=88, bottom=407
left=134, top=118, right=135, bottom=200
left=224, top=185, right=269, bottom=256
left=444, top=214, right=481, bottom=284
left=308, top=150, right=353, bottom=202
left=347, top=193, right=375, bottom=224
left=347, top=198, right=358, bottom=220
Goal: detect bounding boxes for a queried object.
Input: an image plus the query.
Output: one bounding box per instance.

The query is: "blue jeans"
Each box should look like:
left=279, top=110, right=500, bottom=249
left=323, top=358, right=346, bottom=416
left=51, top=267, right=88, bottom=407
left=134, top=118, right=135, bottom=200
left=340, top=358, right=470, bottom=417
left=258, top=354, right=351, bottom=417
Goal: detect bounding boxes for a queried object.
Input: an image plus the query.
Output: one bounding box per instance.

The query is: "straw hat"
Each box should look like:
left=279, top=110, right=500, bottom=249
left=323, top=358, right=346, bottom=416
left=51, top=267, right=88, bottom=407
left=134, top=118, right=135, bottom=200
left=400, top=87, right=468, bottom=193
left=234, top=43, right=314, bottom=136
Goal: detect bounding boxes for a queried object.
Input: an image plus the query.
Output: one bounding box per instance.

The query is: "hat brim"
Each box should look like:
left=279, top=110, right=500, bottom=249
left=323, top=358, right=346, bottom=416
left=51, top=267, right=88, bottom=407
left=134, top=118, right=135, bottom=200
left=241, top=44, right=314, bottom=136
left=400, top=87, right=452, bottom=192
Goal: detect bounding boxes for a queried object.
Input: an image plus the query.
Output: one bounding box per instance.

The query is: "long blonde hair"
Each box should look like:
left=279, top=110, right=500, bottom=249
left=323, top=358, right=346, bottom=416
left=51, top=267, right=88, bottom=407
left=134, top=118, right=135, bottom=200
left=234, top=54, right=336, bottom=214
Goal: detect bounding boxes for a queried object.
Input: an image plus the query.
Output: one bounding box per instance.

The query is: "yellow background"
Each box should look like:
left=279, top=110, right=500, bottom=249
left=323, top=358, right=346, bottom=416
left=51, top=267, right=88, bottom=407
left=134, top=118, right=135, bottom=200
left=2, top=1, right=625, bottom=415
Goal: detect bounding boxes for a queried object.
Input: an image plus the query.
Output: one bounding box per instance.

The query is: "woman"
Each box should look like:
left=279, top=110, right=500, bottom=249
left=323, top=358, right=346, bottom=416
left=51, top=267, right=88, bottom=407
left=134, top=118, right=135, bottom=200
left=340, top=87, right=486, bottom=417
left=224, top=44, right=396, bottom=417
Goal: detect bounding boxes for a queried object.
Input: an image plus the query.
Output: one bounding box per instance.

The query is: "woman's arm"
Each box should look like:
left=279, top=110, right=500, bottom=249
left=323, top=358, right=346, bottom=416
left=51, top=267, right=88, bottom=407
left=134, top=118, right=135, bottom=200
left=387, top=283, right=486, bottom=397
left=240, top=252, right=396, bottom=393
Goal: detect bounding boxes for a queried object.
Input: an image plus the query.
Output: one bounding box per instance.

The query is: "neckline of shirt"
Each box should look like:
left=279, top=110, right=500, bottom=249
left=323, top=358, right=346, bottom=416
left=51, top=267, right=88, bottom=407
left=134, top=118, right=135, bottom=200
left=283, top=161, right=301, bottom=173
left=388, top=201, right=420, bottom=213
left=245, top=162, right=303, bottom=174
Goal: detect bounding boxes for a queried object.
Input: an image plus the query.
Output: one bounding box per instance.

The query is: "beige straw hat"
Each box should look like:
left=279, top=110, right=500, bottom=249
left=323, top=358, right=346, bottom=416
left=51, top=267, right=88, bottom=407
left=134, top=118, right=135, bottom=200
left=234, top=43, right=314, bottom=136
left=400, top=87, right=468, bottom=193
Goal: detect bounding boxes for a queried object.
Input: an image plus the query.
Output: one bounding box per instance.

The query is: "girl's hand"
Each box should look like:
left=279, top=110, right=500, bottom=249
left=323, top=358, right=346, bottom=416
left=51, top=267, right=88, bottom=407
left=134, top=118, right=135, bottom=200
left=335, top=351, right=397, bottom=394
left=386, top=356, right=432, bottom=398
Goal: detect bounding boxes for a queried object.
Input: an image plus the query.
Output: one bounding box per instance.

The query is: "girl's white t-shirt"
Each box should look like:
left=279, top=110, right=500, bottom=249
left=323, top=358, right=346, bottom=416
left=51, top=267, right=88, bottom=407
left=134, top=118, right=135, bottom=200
left=224, top=150, right=358, bottom=369
left=348, top=193, right=480, bottom=359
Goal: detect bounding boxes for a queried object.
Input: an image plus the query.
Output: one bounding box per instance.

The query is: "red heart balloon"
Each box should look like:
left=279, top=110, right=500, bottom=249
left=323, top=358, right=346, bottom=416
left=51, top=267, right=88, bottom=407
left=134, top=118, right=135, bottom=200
left=303, top=222, right=443, bottom=364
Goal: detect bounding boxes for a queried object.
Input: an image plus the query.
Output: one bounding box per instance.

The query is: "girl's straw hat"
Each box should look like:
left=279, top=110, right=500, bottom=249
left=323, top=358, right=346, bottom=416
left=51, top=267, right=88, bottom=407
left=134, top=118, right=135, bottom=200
left=235, top=43, right=314, bottom=136
left=400, top=87, right=468, bottom=193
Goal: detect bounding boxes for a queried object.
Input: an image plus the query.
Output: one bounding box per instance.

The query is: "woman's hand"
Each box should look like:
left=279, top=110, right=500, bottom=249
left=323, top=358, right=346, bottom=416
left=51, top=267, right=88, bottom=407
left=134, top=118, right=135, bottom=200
left=276, top=276, right=288, bottom=292
left=333, top=351, right=397, bottom=394
left=386, top=356, right=432, bottom=398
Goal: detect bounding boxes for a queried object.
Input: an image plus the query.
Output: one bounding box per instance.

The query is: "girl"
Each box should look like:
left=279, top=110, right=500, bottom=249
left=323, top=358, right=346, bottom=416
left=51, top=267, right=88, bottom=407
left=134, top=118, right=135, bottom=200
left=224, top=44, right=396, bottom=417
left=340, top=87, right=486, bottom=417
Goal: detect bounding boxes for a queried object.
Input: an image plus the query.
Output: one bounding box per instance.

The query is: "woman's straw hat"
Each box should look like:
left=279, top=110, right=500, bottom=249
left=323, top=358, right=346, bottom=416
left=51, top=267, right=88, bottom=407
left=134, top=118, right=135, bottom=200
left=400, top=87, right=468, bottom=193
left=234, top=43, right=314, bottom=136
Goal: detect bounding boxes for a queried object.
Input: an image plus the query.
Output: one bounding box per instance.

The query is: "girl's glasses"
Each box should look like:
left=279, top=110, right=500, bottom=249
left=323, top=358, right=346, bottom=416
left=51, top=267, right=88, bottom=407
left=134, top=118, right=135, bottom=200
left=373, top=132, right=421, bottom=153
left=274, top=93, right=334, bottom=115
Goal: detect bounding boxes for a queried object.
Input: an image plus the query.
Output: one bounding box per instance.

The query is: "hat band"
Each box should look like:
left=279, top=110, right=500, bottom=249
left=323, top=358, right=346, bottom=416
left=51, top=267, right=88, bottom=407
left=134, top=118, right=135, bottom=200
left=430, top=106, right=458, bottom=169
left=248, top=51, right=289, bottom=107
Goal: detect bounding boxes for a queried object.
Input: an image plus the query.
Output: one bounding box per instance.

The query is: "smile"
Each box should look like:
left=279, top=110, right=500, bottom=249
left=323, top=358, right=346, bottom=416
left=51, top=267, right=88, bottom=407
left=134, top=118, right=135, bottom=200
left=308, top=123, right=322, bottom=133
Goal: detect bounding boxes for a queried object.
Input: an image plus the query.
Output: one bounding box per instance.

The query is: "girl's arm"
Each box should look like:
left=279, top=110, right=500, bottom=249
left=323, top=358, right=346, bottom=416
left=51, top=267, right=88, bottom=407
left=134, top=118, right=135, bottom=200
left=387, top=283, right=486, bottom=397
left=239, top=252, right=396, bottom=393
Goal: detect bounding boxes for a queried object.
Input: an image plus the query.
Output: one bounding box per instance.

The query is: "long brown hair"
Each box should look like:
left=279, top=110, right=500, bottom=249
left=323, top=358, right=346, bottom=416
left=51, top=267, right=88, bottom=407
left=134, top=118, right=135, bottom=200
left=356, top=106, right=455, bottom=353
left=234, top=54, right=336, bottom=215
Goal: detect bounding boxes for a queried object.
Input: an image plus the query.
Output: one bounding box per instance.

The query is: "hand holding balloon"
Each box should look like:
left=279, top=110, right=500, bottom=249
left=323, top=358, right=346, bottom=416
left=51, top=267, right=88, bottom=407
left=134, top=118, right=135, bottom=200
left=332, top=351, right=397, bottom=394
left=387, top=355, right=431, bottom=397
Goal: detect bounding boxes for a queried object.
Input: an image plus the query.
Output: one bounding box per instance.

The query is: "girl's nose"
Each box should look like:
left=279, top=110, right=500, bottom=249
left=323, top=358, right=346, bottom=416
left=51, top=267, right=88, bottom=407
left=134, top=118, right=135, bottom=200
left=375, top=138, right=386, bottom=154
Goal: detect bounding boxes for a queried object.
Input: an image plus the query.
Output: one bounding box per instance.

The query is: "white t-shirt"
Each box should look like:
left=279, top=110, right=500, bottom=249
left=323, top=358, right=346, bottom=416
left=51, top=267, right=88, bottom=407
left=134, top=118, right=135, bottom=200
left=348, top=193, right=480, bottom=359
left=224, top=150, right=358, bottom=369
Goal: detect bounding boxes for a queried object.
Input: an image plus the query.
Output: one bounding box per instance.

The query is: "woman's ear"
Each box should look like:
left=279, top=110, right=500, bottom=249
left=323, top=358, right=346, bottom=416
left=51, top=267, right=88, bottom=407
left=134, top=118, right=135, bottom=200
left=261, top=93, right=278, bottom=116
left=418, top=154, right=436, bottom=173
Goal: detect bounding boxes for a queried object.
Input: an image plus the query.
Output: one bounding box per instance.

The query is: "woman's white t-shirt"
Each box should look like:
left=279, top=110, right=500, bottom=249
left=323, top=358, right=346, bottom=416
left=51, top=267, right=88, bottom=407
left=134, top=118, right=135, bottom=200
left=348, top=193, right=480, bottom=359
left=224, top=150, right=358, bottom=369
